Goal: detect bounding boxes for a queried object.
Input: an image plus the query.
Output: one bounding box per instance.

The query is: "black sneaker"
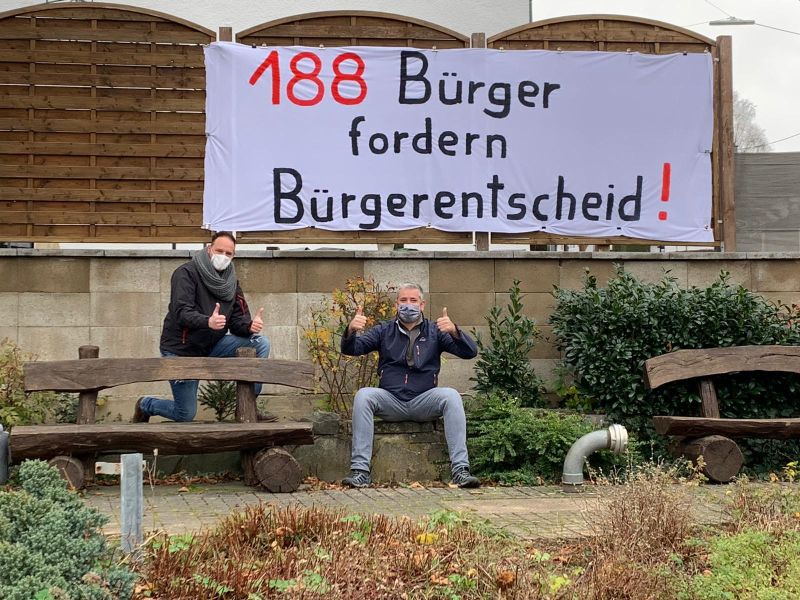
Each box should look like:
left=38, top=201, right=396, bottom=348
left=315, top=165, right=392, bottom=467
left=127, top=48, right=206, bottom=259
left=451, top=466, right=480, bottom=488
left=342, top=469, right=371, bottom=488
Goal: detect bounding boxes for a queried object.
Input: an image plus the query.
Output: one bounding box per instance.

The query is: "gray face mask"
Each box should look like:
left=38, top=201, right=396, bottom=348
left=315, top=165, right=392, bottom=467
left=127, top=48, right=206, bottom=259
left=397, top=303, right=421, bottom=324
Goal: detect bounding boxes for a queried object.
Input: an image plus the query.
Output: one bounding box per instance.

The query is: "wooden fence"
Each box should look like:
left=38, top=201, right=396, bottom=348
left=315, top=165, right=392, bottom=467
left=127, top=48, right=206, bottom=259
left=0, top=4, right=734, bottom=248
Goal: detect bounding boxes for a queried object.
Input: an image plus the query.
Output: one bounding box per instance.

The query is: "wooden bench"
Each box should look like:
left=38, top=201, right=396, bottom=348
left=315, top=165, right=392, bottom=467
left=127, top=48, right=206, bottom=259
left=644, top=345, right=800, bottom=482
left=12, top=345, right=315, bottom=492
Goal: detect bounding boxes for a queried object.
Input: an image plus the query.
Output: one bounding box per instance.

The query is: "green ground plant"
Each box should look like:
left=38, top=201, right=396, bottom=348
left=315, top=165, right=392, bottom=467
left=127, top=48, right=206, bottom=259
left=471, top=279, right=545, bottom=407
left=303, top=276, right=395, bottom=416
left=549, top=267, right=800, bottom=471
left=466, top=391, right=631, bottom=484
left=0, top=460, right=136, bottom=600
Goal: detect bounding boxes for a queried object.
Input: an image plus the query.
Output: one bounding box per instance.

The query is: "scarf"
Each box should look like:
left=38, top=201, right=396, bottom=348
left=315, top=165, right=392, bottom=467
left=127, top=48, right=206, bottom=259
left=192, top=248, right=237, bottom=301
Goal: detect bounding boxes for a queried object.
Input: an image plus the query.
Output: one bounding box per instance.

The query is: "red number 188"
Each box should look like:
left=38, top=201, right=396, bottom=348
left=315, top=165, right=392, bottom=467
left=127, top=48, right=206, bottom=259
left=248, top=50, right=367, bottom=106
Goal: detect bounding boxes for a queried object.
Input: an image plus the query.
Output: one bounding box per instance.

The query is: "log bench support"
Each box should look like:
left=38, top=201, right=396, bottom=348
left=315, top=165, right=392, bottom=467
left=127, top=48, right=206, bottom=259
left=13, top=345, right=315, bottom=491
left=645, top=346, right=800, bottom=483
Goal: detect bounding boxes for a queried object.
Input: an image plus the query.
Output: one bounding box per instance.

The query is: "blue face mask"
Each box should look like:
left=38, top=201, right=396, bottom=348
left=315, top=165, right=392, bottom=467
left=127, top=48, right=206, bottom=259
left=397, top=303, right=422, bottom=324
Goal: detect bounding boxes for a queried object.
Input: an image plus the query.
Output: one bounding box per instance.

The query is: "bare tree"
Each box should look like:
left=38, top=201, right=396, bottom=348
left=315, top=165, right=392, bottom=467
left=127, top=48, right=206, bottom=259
left=733, top=91, right=772, bottom=152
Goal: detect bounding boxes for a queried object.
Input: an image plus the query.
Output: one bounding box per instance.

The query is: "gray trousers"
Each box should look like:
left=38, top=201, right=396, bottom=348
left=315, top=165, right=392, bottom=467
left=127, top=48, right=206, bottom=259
left=350, top=386, right=470, bottom=473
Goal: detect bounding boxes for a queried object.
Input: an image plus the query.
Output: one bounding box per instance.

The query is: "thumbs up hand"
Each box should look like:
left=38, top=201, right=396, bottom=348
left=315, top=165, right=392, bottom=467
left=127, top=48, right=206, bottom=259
left=208, top=302, right=227, bottom=330
left=348, top=305, right=368, bottom=334
left=436, top=306, right=457, bottom=336
left=249, top=307, right=264, bottom=334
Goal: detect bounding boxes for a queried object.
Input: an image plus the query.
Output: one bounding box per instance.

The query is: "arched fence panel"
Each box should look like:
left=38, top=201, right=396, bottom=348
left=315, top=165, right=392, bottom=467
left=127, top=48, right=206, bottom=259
left=0, top=2, right=214, bottom=242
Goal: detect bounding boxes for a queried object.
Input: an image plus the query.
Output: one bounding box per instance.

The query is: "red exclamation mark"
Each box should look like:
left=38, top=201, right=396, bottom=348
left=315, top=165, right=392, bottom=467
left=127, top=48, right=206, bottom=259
left=658, top=162, right=671, bottom=221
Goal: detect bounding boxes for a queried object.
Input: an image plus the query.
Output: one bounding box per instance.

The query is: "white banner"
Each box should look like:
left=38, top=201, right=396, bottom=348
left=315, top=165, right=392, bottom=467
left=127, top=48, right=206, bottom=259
left=203, top=43, right=714, bottom=242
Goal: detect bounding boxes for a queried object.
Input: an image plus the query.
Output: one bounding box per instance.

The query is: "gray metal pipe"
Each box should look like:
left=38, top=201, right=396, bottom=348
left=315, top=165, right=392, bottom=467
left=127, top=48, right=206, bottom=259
left=562, top=424, right=628, bottom=492
left=0, top=424, right=9, bottom=485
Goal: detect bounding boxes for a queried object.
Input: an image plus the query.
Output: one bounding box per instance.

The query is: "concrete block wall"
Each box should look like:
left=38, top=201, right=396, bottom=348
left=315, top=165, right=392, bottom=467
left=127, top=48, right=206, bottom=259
left=3, top=249, right=800, bottom=421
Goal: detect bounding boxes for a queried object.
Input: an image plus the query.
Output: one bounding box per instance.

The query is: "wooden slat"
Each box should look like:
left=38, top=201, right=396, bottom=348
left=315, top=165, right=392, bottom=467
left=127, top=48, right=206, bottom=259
left=497, top=30, right=702, bottom=43
left=644, top=346, right=800, bottom=390
left=0, top=119, right=205, bottom=135
left=1, top=96, right=204, bottom=111
left=0, top=165, right=203, bottom=180
left=492, top=233, right=719, bottom=246
left=653, top=416, right=800, bottom=439
left=24, top=357, right=314, bottom=392
left=9, top=422, right=314, bottom=460
left=246, top=23, right=459, bottom=40
left=0, top=48, right=205, bottom=67
left=0, top=71, right=205, bottom=87
left=19, top=7, right=169, bottom=22
left=0, top=25, right=211, bottom=44
left=0, top=211, right=200, bottom=226
left=237, top=227, right=474, bottom=244
left=0, top=141, right=205, bottom=158
left=0, top=187, right=202, bottom=202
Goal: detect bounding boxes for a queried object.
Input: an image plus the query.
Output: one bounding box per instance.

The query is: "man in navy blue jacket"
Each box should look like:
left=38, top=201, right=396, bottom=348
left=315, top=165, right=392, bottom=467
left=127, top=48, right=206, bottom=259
left=340, top=282, right=480, bottom=488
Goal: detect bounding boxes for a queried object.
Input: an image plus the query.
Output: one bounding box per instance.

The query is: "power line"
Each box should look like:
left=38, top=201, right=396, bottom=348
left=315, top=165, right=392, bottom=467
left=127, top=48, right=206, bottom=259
left=756, top=23, right=800, bottom=36
left=739, top=131, right=800, bottom=150
left=703, top=0, right=733, bottom=18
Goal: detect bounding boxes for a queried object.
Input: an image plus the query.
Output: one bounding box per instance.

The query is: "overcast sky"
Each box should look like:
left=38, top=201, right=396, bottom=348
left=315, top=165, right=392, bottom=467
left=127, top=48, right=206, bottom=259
left=532, top=0, right=800, bottom=152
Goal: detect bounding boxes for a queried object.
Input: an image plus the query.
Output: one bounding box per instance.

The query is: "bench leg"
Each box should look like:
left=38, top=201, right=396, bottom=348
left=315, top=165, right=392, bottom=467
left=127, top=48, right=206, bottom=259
left=675, top=435, right=743, bottom=483
left=48, top=455, right=85, bottom=490
left=252, top=447, right=303, bottom=493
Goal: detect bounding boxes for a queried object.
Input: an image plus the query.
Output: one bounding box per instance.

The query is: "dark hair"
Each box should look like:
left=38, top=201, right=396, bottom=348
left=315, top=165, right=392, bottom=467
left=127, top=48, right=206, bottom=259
left=211, top=231, right=236, bottom=245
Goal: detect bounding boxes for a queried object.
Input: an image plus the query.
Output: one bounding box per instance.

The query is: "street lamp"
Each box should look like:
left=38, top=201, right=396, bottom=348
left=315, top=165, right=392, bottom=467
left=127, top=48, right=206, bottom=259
left=709, top=17, right=755, bottom=26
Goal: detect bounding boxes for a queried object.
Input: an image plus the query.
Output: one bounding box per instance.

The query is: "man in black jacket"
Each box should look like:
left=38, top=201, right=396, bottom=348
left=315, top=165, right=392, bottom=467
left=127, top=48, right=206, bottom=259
left=340, top=282, right=480, bottom=488
left=132, top=231, right=270, bottom=422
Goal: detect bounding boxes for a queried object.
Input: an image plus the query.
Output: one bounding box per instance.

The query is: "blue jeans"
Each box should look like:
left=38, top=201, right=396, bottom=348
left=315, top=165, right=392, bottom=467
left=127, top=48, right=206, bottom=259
left=350, top=387, right=470, bottom=474
left=139, top=334, right=270, bottom=422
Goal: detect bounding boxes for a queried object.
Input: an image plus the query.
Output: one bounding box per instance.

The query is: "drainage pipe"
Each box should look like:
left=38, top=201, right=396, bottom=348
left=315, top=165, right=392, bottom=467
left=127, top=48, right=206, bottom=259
left=0, top=424, right=8, bottom=484
left=562, top=424, right=628, bottom=492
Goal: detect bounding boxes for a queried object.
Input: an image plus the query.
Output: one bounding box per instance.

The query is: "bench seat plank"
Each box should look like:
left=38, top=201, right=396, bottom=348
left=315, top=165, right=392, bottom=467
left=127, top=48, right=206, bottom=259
left=653, top=416, right=800, bottom=439
left=10, top=422, right=313, bottom=460
left=24, top=357, right=314, bottom=392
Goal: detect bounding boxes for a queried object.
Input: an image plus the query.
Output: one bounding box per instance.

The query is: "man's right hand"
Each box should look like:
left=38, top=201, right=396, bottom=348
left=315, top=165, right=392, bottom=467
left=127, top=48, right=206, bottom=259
left=348, top=305, right=367, bottom=334
left=208, top=302, right=226, bottom=330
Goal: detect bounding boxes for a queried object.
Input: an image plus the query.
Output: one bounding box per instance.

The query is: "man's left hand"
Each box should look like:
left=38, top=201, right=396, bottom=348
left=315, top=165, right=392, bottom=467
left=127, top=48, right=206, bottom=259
left=250, top=307, right=264, bottom=334
left=435, top=307, right=458, bottom=337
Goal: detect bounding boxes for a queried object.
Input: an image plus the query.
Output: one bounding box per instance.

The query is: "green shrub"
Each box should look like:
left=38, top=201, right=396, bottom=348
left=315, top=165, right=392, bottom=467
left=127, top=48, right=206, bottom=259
left=549, top=268, right=800, bottom=471
left=0, top=339, right=66, bottom=427
left=466, top=391, right=630, bottom=484
left=197, top=380, right=236, bottom=421
left=0, top=460, right=136, bottom=599
left=471, top=279, right=545, bottom=407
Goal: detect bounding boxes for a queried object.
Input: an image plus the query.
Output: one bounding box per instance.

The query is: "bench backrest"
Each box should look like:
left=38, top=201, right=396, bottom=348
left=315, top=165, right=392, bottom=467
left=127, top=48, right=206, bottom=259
left=644, top=345, right=800, bottom=390
left=644, top=345, right=800, bottom=419
left=24, top=357, right=314, bottom=393
left=24, top=348, right=316, bottom=426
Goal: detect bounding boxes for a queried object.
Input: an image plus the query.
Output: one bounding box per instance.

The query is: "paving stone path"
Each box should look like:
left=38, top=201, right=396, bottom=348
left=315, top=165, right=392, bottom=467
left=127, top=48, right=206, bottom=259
left=82, top=482, right=732, bottom=540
